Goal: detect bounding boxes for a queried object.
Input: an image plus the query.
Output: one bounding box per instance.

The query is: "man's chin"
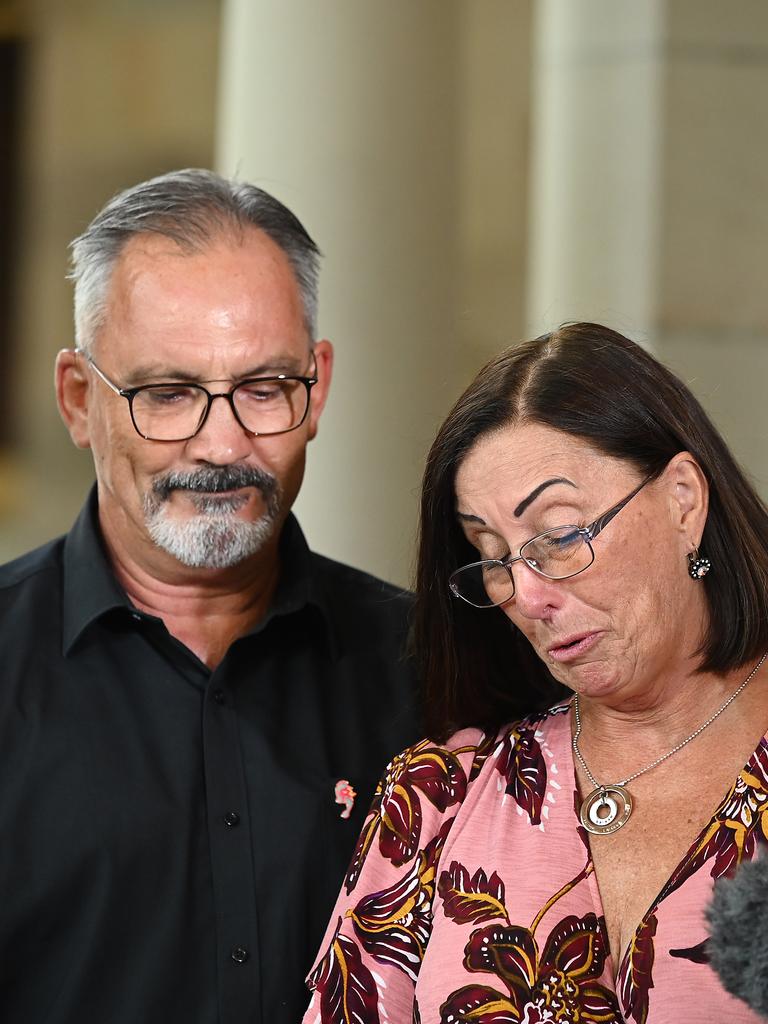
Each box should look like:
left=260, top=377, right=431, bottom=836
left=145, top=510, right=277, bottom=569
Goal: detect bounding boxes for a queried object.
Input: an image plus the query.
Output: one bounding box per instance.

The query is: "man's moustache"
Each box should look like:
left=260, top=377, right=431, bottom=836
left=152, top=466, right=278, bottom=503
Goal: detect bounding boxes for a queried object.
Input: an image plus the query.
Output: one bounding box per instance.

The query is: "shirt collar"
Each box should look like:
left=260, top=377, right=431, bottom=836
left=244, top=512, right=339, bottom=659
left=61, top=487, right=337, bottom=657
left=62, top=488, right=133, bottom=654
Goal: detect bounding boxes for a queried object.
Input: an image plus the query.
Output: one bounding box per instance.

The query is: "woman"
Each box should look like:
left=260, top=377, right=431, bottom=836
left=302, top=323, right=768, bottom=1022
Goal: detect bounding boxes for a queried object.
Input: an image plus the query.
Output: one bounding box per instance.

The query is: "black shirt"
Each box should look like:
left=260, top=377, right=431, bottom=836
left=0, top=491, right=418, bottom=1024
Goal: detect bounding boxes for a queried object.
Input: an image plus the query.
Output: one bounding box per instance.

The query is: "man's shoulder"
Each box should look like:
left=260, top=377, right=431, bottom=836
left=308, top=551, right=413, bottom=615
left=0, top=535, right=65, bottom=598
left=304, top=552, right=414, bottom=666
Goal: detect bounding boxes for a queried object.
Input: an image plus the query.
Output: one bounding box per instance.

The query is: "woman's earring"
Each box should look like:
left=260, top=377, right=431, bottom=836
left=688, top=548, right=711, bottom=580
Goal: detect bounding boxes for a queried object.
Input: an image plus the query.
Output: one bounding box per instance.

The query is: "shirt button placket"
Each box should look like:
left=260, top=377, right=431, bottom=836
left=203, top=674, right=261, bottom=1018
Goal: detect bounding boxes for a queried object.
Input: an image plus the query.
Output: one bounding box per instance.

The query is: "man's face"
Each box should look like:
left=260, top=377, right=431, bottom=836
left=61, top=228, right=332, bottom=575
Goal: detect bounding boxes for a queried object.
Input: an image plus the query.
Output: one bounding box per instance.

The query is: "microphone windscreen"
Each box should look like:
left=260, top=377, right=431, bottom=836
left=707, top=856, right=768, bottom=1018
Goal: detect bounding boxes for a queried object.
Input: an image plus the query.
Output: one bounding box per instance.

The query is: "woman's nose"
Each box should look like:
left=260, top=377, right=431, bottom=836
left=507, top=562, right=563, bottom=620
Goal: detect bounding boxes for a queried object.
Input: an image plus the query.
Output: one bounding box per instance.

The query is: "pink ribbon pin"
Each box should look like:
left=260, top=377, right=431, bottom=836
left=334, top=779, right=356, bottom=819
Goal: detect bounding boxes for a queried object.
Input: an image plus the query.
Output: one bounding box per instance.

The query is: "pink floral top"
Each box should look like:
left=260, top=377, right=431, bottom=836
left=302, top=702, right=768, bottom=1023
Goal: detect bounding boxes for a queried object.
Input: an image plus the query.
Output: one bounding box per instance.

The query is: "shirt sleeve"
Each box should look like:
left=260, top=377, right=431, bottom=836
left=301, top=731, right=485, bottom=1024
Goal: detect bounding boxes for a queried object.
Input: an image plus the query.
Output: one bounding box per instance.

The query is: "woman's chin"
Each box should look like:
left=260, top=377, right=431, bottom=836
left=550, top=659, right=621, bottom=699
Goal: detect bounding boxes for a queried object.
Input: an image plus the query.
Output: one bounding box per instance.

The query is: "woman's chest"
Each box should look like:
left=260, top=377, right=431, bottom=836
left=583, top=743, right=768, bottom=965
left=412, top=780, right=621, bottom=1022
left=411, top=768, right=768, bottom=1024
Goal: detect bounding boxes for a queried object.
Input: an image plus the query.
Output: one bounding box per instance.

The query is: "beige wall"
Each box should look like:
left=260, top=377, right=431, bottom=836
left=659, top=2, right=768, bottom=489
left=526, top=0, right=768, bottom=496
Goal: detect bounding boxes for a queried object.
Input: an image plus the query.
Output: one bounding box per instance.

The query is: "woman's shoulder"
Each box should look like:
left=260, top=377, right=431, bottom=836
left=367, top=700, right=573, bottom=862
left=432, top=701, right=575, bottom=823
left=414, top=699, right=573, bottom=754
left=372, top=700, right=574, bottom=825
left=438, top=699, right=574, bottom=764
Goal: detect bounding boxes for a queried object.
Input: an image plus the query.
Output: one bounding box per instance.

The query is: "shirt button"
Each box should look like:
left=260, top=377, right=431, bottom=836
left=131, top=612, right=141, bottom=622
left=231, top=946, right=249, bottom=964
left=223, top=811, right=240, bottom=827
left=212, top=689, right=226, bottom=705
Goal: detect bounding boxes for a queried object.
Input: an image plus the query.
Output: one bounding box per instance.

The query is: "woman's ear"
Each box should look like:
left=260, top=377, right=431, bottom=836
left=664, top=451, right=709, bottom=549
left=55, top=349, right=93, bottom=450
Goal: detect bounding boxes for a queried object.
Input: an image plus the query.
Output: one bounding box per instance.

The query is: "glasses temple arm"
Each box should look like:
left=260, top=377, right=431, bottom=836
left=586, top=474, right=654, bottom=541
left=78, top=352, right=126, bottom=397
left=586, top=504, right=624, bottom=542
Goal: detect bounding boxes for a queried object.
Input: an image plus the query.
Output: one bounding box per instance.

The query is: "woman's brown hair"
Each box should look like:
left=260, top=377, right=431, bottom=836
left=415, top=323, right=768, bottom=741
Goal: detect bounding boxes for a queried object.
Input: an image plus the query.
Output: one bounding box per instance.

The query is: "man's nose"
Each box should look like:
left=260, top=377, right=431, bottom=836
left=185, top=393, right=254, bottom=464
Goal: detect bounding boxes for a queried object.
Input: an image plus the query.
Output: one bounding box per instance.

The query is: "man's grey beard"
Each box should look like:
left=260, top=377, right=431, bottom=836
left=143, top=466, right=282, bottom=569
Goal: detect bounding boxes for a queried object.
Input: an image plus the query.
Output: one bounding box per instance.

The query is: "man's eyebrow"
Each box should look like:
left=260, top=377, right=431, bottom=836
left=513, top=477, right=576, bottom=517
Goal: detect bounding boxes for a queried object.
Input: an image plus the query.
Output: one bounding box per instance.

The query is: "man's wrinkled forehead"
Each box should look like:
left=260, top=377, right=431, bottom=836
left=95, top=227, right=307, bottom=356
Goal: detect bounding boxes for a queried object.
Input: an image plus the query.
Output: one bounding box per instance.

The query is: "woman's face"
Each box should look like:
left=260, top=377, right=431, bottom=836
left=453, top=422, right=709, bottom=705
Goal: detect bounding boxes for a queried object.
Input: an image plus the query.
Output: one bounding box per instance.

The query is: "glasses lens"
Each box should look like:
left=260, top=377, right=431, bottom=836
left=450, top=560, right=513, bottom=607
left=521, top=527, right=593, bottom=579
left=131, top=385, right=209, bottom=441
left=130, top=378, right=311, bottom=440
left=233, top=378, right=309, bottom=435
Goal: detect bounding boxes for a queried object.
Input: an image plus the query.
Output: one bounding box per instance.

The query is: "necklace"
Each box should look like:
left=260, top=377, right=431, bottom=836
left=572, top=652, right=767, bottom=836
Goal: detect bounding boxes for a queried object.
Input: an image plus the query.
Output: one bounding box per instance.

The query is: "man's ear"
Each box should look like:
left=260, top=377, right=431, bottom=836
left=306, top=339, right=333, bottom=441
left=664, top=451, right=709, bottom=550
left=55, top=349, right=92, bottom=450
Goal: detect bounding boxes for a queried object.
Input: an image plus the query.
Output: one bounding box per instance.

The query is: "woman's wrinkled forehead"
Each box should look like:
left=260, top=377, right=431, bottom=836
left=457, top=424, right=597, bottom=491
left=454, top=423, right=626, bottom=523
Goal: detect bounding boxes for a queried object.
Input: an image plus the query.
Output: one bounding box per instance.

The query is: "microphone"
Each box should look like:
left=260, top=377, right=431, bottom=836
left=707, top=856, right=768, bottom=1017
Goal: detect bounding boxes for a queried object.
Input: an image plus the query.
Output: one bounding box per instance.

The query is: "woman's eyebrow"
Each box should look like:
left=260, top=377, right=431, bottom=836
left=513, top=477, right=577, bottom=517
left=457, top=511, right=486, bottom=525
left=457, top=476, right=577, bottom=525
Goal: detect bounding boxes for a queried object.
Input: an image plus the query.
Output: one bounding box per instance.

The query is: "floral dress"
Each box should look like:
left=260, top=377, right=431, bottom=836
left=302, top=703, right=768, bottom=1023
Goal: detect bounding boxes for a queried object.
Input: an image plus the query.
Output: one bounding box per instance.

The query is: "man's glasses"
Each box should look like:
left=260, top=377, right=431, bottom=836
left=78, top=350, right=318, bottom=442
left=449, top=474, right=653, bottom=608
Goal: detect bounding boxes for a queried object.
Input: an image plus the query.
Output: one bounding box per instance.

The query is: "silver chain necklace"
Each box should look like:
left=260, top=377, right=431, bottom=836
left=572, top=652, right=767, bottom=836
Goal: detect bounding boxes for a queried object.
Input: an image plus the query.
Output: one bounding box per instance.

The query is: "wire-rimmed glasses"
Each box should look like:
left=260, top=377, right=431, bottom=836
left=449, top=474, right=653, bottom=608
left=78, top=350, right=318, bottom=441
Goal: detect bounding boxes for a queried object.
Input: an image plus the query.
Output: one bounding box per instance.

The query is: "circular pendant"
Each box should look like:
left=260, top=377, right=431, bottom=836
left=579, top=785, right=632, bottom=836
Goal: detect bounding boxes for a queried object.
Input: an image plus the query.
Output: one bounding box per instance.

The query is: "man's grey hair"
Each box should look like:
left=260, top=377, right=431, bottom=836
left=69, top=168, right=321, bottom=353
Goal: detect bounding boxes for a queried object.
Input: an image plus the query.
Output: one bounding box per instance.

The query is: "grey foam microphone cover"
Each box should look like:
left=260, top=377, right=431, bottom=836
left=707, top=856, right=768, bottom=1017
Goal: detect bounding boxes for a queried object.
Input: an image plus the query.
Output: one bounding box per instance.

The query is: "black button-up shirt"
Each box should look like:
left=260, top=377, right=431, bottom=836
left=0, top=492, right=418, bottom=1024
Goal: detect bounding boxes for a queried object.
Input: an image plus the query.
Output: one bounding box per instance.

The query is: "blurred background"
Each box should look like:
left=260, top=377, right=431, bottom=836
left=1, top=0, right=766, bottom=586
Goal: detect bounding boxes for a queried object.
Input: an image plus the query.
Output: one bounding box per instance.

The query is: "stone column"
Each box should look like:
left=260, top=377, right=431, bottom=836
left=526, top=0, right=768, bottom=490
left=526, top=0, right=666, bottom=338
left=217, top=0, right=533, bottom=584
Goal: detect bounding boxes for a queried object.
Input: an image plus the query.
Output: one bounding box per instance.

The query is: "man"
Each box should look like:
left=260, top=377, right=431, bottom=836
left=0, top=170, right=417, bottom=1023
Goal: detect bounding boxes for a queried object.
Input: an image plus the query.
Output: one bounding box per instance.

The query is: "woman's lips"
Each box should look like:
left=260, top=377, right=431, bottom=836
left=547, top=631, right=602, bottom=663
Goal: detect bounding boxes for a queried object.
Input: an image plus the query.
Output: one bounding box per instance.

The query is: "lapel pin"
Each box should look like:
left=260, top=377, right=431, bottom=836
left=334, top=779, right=356, bottom=819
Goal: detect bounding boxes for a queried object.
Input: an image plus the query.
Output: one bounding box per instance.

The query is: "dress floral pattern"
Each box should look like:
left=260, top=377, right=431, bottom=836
left=304, top=705, right=768, bottom=1023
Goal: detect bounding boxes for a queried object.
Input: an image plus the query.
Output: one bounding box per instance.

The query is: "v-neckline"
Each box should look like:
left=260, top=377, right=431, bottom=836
left=556, top=703, right=768, bottom=980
